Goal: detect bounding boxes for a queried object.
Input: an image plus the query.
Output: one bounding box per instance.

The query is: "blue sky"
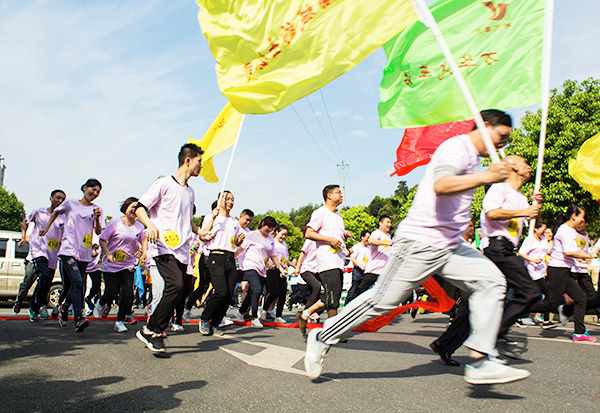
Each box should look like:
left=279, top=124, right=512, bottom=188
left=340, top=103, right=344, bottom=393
left=1, top=1, right=599, bottom=219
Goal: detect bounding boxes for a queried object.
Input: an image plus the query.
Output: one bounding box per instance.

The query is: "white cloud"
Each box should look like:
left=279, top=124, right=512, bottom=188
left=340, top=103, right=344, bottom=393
left=350, top=129, right=368, bottom=138
left=352, top=115, right=363, bottom=121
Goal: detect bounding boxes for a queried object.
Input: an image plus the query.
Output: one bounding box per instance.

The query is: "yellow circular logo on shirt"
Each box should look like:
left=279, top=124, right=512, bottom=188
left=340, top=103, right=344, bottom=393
left=230, top=236, right=236, bottom=248
left=281, top=257, right=287, bottom=266
left=383, top=245, right=388, bottom=249
left=264, top=257, right=269, bottom=266
left=362, top=256, right=368, bottom=264
left=113, top=250, right=126, bottom=262
left=47, top=238, right=59, bottom=251
left=82, top=234, right=93, bottom=249
left=163, top=230, right=180, bottom=248
left=329, top=245, right=342, bottom=254
left=577, top=237, right=586, bottom=249
left=506, top=219, right=520, bottom=237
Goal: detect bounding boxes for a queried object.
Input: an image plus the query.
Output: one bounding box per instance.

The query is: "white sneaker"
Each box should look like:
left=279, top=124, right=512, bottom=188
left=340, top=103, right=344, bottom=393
left=93, top=303, right=103, bottom=319
left=259, top=309, right=267, bottom=321
left=464, top=359, right=531, bottom=385
left=557, top=305, right=569, bottom=326
left=182, top=308, right=192, bottom=323
left=235, top=311, right=246, bottom=322
left=219, top=316, right=234, bottom=327
left=251, top=318, right=263, bottom=328
left=521, top=317, right=536, bottom=326
left=114, top=321, right=128, bottom=333
left=268, top=310, right=277, bottom=319
left=304, top=328, right=330, bottom=380
left=171, top=323, right=184, bottom=332
left=274, top=317, right=287, bottom=324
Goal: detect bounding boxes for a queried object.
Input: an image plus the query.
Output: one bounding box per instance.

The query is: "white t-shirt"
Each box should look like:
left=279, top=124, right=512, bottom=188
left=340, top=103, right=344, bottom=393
left=55, top=198, right=104, bottom=262
left=138, top=176, right=195, bottom=266
left=26, top=207, right=65, bottom=269
left=273, top=240, right=289, bottom=270
left=572, top=231, right=590, bottom=273
left=547, top=224, right=579, bottom=269
left=518, top=236, right=550, bottom=281
left=307, top=206, right=347, bottom=272
left=396, top=135, right=479, bottom=250
left=350, top=242, right=370, bottom=270
left=365, top=229, right=392, bottom=275
left=205, top=215, right=240, bottom=253
left=299, top=239, right=318, bottom=274
left=481, top=184, right=530, bottom=248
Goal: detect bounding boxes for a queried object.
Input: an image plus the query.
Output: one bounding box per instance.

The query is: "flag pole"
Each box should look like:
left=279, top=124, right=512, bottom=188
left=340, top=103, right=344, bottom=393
left=215, top=114, right=245, bottom=211
left=529, top=0, right=554, bottom=235
left=410, top=0, right=500, bottom=163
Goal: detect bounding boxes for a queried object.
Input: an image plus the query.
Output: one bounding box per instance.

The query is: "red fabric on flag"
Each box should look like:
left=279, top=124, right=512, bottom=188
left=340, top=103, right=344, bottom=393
left=391, top=119, right=475, bottom=176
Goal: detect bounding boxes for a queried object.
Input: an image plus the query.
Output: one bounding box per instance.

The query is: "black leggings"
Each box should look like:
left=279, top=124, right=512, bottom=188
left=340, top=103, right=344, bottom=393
left=288, top=284, right=309, bottom=306
left=86, top=270, right=103, bottom=307
left=185, top=255, right=210, bottom=310
left=349, top=272, right=378, bottom=301
left=300, top=271, right=322, bottom=308
left=99, top=269, right=134, bottom=322
left=263, top=269, right=288, bottom=317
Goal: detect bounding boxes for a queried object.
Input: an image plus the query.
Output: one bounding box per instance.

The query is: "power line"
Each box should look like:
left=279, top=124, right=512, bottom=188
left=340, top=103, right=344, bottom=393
left=306, top=95, right=343, bottom=162
left=291, top=104, right=337, bottom=165
left=319, top=89, right=346, bottom=161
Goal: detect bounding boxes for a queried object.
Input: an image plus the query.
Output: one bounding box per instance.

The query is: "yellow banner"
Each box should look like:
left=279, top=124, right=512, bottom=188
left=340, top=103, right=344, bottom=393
left=197, top=0, right=417, bottom=114
left=189, top=102, right=243, bottom=183
left=569, top=133, right=600, bottom=199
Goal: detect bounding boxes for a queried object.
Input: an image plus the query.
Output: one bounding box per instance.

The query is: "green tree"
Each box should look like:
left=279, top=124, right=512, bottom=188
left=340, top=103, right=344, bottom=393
left=503, top=78, right=600, bottom=236
left=368, top=195, right=386, bottom=217
left=0, top=187, right=25, bottom=231
left=289, top=203, right=319, bottom=228
left=247, top=211, right=304, bottom=259
left=340, top=206, right=378, bottom=248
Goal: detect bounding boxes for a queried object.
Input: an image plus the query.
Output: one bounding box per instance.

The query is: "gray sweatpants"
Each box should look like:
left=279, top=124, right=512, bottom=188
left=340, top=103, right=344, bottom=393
left=147, top=265, right=164, bottom=316
left=319, top=238, right=506, bottom=356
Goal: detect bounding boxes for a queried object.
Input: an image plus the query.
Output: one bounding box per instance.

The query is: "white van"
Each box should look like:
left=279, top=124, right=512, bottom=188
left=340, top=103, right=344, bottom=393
left=0, top=230, right=63, bottom=307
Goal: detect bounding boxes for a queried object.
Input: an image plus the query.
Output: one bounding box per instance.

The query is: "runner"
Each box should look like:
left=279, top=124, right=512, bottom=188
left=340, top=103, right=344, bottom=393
left=84, top=244, right=102, bottom=316
left=15, top=189, right=66, bottom=320
left=40, top=179, right=104, bottom=332
left=304, top=110, right=531, bottom=384
left=95, top=197, right=147, bottom=333
left=135, top=143, right=204, bottom=353
left=261, top=224, right=290, bottom=323
left=345, top=230, right=370, bottom=305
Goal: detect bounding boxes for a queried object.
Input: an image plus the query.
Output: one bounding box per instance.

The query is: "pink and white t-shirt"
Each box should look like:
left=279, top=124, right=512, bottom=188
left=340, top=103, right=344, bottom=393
left=239, top=230, right=276, bottom=277
left=55, top=198, right=104, bottom=262
left=235, top=226, right=251, bottom=267
left=518, top=236, right=550, bottom=280
left=26, top=207, right=65, bottom=269
left=273, top=241, right=289, bottom=271
left=100, top=217, right=146, bottom=273
left=572, top=231, right=590, bottom=273
left=139, top=176, right=195, bottom=266
left=350, top=242, right=370, bottom=270
left=307, top=206, right=347, bottom=272
left=396, top=135, right=480, bottom=250
left=205, top=215, right=240, bottom=253
left=547, top=224, right=579, bottom=269
left=481, top=184, right=530, bottom=249
left=365, top=229, right=392, bottom=275
left=299, top=239, right=318, bottom=274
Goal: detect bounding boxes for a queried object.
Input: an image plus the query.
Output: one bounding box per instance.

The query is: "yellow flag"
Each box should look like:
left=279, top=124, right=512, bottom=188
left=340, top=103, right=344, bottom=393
left=197, top=0, right=417, bottom=114
left=189, top=102, right=244, bottom=183
left=569, top=133, right=600, bottom=199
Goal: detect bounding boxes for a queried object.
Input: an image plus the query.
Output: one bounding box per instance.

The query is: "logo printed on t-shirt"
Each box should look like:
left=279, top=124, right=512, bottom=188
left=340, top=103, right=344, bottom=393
left=48, top=238, right=60, bottom=251
left=82, top=234, right=93, bottom=249
left=577, top=237, right=586, bottom=249
left=362, top=256, right=368, bottom=264
left=230, top=236, right=236, bottom=248
left=163, top=230, right=180, bottom=248
left=113, top=250, right=127, bottom=262
left=506, top=218, right=520, bottom=237
left=329, top=245, right=342, bottom=254
left=264, top=257, right=269, bottom=266
left=281, top=257, right=287, bottom=266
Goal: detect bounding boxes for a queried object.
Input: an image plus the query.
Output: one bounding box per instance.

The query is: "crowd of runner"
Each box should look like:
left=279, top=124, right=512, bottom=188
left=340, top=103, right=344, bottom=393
left=12, top=110, right=600, bottom=386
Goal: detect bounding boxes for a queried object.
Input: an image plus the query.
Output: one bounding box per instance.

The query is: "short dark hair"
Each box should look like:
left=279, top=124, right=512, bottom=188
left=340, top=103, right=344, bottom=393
left=379, top=215, right=391, bottom=223
left=120, top=197, right=139, bottom=214
left=360, top=230, right=370, bottom=238
left=472, top=109, right=512, bottom=130
left=259, top=216, right=278, bottom=229
left=178, top=143, right=204, bottom=166
left=240, top=209, right=254, bottom=218
left=322, top=184, right=340, bottom=202
left=81, top=178, right=102, bottom=191
left=276, top=224, right=288, bottom=233
left=51, top=189, right=65, bottom=197
left=535, top=220, right=546, bottom=229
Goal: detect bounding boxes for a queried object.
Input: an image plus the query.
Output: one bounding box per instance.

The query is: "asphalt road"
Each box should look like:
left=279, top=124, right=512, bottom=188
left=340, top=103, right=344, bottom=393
left=1, top=306, right=599, bottom=412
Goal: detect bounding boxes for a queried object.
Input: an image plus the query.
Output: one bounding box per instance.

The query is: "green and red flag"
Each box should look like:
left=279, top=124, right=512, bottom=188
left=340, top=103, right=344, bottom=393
left=378, top=0, right=545, bottom=128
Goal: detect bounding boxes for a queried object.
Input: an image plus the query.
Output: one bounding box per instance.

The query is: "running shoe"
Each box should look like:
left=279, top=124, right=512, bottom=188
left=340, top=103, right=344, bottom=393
left=93, top=303, right=103, bottom=319
left=464, top=358, right=530, bottom=385
left=541, top=321, right=557, bottom=330
left=219, top=317, right=234, bottom=327
left=234, top=310, right=246, bottom=322
left=557, top=304, right=568, bottom=326
left=515, top=319, right=528, bottom=328
left=13, top=301, right=21, bottom=314
left=296, top=311, right=307, bottom=335
left=101, top=305, right=110, bottom=319
left=114, top=321, right=128, bottom=333
left=85, top=297, right=95, bottom=312
left=59, top=305, right=68, bottom=327
left=182, top=308, right=192, bottom=323
left=75, top=318, right=90, bottom=333
left=496, top=338, right=522, bottom=359
left=535, top=316, right=544, bottom=323
left=259, top=309, right=267, bottom=321
left=50, top=305, right=60, bottom=319
left=212, top=326, right=224, bottom=336
left=199, top=319, right=213, bottom=335
left=267, top=310, right=277, bottom=319
left=521, top=317, right=536, bottom=326
left=251, top=318, right=263, bottom=328
left=274, top=317, right=287, bottom=324
left=39, top=307, right=49, bottom=319
left=86, top=309, right=94, bottom=317
left=28, top=307, right=39, bottom=322
left=125, top=314, right=137, bottom=325
left=136, top=326, right=166, bottom=353
left=573, top=331, right=597, bottom=343
left=171, top=323, right=184, bottom=332
left=304, top=328, right=330, bottom=380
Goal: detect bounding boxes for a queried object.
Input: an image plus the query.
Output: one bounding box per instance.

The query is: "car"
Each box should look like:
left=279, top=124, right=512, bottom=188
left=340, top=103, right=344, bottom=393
left=0, top=230, right=62, bottom=308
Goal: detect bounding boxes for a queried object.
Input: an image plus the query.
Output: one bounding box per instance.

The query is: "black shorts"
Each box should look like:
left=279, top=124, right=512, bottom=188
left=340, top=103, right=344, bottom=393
left=319, top=268, right=343, bottom=310
left=236, top=269, right=245, bottom=284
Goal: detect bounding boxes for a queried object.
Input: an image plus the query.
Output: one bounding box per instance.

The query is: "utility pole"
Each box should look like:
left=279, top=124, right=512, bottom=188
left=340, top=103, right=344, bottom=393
left=0, top=155, right=5, bottom=188
left=337, top=161, right=348, bottom=209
